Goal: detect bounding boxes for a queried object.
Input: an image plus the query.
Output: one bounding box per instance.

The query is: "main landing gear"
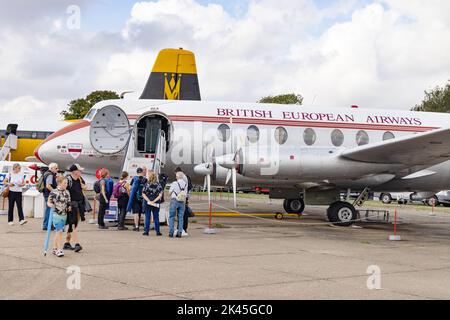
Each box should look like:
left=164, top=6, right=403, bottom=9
left=327, top=201, right=357, bottom=226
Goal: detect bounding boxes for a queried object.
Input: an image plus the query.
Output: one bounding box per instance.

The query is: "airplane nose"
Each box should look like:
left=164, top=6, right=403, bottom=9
left=34, top=140, right=51, bottom=164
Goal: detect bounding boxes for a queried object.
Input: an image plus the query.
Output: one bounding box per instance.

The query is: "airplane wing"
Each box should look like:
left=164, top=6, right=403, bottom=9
left=340, top=127, right=450, bottom=165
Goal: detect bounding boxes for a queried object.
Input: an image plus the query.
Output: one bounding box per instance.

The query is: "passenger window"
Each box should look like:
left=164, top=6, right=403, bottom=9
left=217, top=124, right=230, bottom=142
left=303, top=128, right=316, bottom=146
left=274, top=127, right=288, bottom=145
left=331, top=129, right=344, bottom=147
left=356, top=130, right=369, bottom=146
left=247, top=125, right=260, bottom=143
left=383, top=131, right=395, bottom=141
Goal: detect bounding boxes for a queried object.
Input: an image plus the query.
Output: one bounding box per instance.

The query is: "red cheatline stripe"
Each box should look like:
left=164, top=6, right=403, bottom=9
left=68, top=149, right=82, bottom=153
left=128, top=114, right=438, bottom=132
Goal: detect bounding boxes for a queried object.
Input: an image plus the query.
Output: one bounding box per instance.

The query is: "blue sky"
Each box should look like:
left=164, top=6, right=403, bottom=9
left=82, top=0, right=375, bottom=33
left=2, top=0, right=448, bottom=118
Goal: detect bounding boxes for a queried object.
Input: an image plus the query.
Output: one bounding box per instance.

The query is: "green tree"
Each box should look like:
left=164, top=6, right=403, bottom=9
left=412, top=81, right=450, bottom=113
left=258, top=93, right=303, bottom=105
left=61, top=90, right=120, bottom=120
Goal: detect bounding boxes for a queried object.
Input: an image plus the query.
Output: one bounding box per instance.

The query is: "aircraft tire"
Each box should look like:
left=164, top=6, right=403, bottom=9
left=327, top=201, right=357, bottom=227
left=380, top=193, right=392, bottom=204
left=426, top=196, right=439, bottom=207
left=283, top=199, right=305, bottom=214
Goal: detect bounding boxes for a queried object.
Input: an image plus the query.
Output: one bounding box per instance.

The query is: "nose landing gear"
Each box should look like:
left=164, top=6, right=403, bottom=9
left=283, top=198, right=305, bottom=216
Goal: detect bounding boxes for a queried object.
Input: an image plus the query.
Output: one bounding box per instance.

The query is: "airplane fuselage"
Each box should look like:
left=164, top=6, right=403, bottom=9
left=35, top=99, right=450, bottom=194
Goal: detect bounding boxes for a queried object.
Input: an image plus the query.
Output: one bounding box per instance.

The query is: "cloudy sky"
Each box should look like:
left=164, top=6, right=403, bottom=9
left=0, top=0, right=449, bottom=120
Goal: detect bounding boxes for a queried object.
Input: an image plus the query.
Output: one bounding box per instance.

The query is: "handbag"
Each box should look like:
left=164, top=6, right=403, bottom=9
left=84, top=195, right=92, bottom=212
left=1, top=187, right=9, bottom=198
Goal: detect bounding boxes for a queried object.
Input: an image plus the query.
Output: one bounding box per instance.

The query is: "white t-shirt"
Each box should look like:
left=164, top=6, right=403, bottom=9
left=7, top=173, right=25, bottom=193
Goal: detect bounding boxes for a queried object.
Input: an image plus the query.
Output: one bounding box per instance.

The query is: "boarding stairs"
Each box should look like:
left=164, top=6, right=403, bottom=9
left=0, top=127, right=18, bottom=162
left=121, top=129, right=166, bottom=177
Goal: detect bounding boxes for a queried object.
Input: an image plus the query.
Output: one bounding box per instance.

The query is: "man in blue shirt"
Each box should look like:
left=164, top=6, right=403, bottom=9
left=126, top=167, right=147, bottom=231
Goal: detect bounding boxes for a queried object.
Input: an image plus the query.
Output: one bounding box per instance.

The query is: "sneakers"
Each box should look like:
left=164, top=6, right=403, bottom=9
left=55, top=250, right=64, bottom=257
left=98, top=225, right=109, bottom=230
left=168, top=233, right=174, bottom=238
left=156, top=232, right=162, bottom=236
left=19, top=220, right=28, bottom=225
left=181, top=230, right=189, bottom=237
left=133, top=226, right=140, bottom=232
left=63, top=242, right=75, bottom=250
left=74, top=243, right=82, bottom=253
left=142, top=232, right=149, bottom=236
left=52, top=248, right=58, bottom=255
left=118, top=226, right=128, bottom=231
left=176, top=233, right=182, bottom=238
left=8, top=222, right=14, bottom=226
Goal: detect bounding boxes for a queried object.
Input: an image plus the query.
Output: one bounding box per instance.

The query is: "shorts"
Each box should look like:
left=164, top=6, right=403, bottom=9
left=132, top=200, right=143, bottom=214
left=66, top=208, right=80, bottom=233
left=52, top=212, right=67, bottom=232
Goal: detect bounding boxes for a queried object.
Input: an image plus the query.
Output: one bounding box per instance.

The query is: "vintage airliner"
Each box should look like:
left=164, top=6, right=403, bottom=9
left=34, top=97, right=450, bottom=226
left=29, top=48, right=450, bottom=226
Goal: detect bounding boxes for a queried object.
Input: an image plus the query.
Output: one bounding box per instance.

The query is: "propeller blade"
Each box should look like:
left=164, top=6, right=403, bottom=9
left=203, top=176, right=207, bottom=191
left=225, top=169, right=231, bottom=185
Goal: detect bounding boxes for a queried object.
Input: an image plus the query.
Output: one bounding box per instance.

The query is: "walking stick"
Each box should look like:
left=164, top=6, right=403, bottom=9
left=43, top=211, right=53, bottom=256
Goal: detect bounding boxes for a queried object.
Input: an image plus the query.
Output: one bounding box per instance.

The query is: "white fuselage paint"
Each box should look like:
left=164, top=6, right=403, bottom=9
left=35, top=99, right=450, bottom=193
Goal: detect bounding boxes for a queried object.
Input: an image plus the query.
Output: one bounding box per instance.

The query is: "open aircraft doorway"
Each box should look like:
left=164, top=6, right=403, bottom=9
left=135, top=112, right=171, bottom=158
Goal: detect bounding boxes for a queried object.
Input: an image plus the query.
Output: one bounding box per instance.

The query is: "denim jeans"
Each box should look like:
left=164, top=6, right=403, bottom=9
left=144, top=203, right=160, bottom=234
left=169, top=198, right=185, bottom=236
left=43, top=196, right=51, bottom=228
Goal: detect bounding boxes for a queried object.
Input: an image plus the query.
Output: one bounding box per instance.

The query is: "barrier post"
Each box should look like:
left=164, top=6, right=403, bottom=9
left=430, top=200, right=436, bottom=217
left=389, top=209, right=401, bottom=241
left=203, top=201, right=216, bottom=234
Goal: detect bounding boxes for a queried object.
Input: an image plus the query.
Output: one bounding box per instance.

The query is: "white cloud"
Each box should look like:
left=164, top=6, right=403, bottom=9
left=0, top=0, right=449, bottom=123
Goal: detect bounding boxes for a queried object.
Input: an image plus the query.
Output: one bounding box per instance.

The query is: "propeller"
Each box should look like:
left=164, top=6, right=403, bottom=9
left=194, top=145, right=215, bottom=206
left=222, top=118, right=246, bottom=208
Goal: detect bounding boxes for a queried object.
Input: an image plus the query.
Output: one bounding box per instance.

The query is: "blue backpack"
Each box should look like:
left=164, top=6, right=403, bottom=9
left=132, top=176, right=146, bottom=202
left=105, top=178, right=114, bottom=199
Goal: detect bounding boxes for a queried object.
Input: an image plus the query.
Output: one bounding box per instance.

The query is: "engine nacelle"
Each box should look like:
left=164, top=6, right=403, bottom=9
left=223, top=146, right=398, bottom=182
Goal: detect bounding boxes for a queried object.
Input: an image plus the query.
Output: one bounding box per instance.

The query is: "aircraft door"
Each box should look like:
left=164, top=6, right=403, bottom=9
left=89, top=105, right=131, bottom=155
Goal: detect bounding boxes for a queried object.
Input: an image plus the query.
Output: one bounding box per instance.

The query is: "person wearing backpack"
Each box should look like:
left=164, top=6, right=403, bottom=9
left=97, top=168, right=111, bottom=229
left=174, top=167, right=193, bottom=237
left=168, top=171, right=187, bottom=238
left=41, top=163, right=59, bottom=231
left=115, top=171, right=130, bottom=230
left=64, top=164, right=86, bottom=253
left=142, top=171, right=163, bottom=237
left=126, top=167, right=147, bottom=232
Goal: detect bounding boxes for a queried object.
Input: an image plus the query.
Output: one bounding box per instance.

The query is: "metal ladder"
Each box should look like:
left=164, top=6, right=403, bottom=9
left=353, top=187, right=370, bottom=207
left=152, top=129, right=166, bottom=177
left=120, top=129, right=166, bottom=177
left=0, top=130, right=18, bottom=162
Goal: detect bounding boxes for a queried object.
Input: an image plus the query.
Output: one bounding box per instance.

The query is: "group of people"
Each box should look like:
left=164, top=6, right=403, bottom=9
left=2, top=161, right=193, bottom=258
left=113, top=166, right=192, bottom=238
left=3, top=163, right=85, bottom=257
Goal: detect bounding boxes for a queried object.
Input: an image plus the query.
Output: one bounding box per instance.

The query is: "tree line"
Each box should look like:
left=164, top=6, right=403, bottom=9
left=61, top=81, right=449, bottom=120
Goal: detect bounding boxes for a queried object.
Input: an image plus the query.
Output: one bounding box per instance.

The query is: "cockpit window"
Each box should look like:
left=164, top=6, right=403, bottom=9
left=84, top=108, right=97, bottom=120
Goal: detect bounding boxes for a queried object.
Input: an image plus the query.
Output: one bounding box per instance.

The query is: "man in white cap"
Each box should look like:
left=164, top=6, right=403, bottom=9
left=64, top=164, right=86, bottom=253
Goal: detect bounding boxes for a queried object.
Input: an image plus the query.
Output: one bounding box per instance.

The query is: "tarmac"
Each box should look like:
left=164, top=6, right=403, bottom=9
left=1, top=195, right=450, bottom=300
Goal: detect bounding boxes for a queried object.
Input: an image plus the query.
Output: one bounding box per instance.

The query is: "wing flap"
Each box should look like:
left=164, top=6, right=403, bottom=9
left=341, top=127, right=450, bottom=165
